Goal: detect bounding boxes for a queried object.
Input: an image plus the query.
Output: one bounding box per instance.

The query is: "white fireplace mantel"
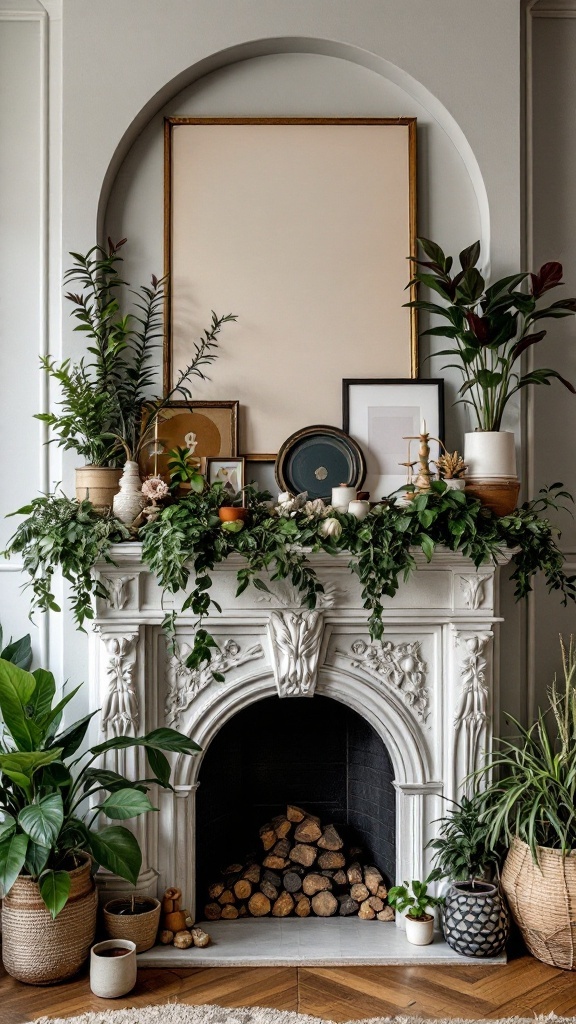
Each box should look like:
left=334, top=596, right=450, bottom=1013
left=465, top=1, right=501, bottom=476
left=90, top=544, right=510, bottom=922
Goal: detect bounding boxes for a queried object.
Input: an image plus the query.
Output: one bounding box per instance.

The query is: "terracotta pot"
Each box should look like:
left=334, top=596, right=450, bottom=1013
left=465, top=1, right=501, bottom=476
left=465, top=479, right=520, bottom=516
left=218, top=506, right=248, bottom=522
left=103, top=896, right=161, bottom=953
left=404, top=913, right=434, bottom=945
left=2, top=853, right=97, bottom=985
left=75, top=466, right=122, bottom=510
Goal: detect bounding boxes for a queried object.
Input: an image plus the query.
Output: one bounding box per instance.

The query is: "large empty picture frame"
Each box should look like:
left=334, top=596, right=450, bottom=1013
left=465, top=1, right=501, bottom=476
left=164, top=117, right=417, bottom=456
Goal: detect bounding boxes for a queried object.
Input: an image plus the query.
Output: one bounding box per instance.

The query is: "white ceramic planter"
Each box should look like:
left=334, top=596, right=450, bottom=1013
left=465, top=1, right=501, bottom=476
left=404, top=914, right=434, bottom=945
left=464, top=431, right=517, bottom=481
left=113, top=461, right=146, bottom=524
left=442, top=478, right=466, bottom=491
left=90, top=938, right=137, bottom=998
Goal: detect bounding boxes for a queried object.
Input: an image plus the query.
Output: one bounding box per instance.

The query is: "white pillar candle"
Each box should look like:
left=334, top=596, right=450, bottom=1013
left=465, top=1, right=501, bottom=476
left=421, top=418, right=427, bottom=435
left=332, top=485, right=357, bottom=510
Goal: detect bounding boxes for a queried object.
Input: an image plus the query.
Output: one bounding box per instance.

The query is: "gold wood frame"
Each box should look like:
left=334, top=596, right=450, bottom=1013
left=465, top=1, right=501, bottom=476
left=164, top=117, right=418, bottom=457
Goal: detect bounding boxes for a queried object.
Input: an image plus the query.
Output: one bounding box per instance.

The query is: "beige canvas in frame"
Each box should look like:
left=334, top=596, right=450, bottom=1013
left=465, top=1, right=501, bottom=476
left=165, top=118, right=417, bottom=456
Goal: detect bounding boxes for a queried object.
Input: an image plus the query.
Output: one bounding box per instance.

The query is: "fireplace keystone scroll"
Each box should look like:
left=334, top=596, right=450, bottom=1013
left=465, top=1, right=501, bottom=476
left=268, top=609, right=324, bottom=697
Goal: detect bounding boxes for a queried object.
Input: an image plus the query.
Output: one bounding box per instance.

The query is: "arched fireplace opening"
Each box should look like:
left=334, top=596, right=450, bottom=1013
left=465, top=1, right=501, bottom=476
left=195, top=693, right=395, bottom=914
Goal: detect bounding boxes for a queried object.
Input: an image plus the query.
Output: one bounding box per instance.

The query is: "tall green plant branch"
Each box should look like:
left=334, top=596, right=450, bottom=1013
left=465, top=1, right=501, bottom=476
left=406, top=238, right=576, bottom=431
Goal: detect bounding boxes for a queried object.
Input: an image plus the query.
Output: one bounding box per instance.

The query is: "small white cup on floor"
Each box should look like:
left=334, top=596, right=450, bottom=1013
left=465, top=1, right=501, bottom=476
left=90, top=938, right=137, bottom=998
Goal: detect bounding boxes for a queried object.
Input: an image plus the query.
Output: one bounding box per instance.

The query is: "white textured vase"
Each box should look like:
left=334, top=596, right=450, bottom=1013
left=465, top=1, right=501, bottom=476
left=443, top=478, right=466, bottom=491
left=112, top=461, right=146, bottom=524
left=464, top=431, right=517, bottom=480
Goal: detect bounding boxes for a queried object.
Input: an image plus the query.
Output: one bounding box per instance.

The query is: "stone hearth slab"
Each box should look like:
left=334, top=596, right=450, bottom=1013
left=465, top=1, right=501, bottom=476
left=138, top=918, right=507, bottom=967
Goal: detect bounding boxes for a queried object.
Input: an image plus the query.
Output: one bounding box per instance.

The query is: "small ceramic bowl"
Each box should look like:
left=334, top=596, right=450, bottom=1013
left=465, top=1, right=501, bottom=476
left=90, top=938, right=137, bottom=998
left=218, top=506, right=248, bottom=522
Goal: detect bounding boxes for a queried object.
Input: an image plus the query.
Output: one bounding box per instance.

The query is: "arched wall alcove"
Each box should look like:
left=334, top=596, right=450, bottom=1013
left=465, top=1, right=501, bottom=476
left=97, top=38, right=491, bottom=451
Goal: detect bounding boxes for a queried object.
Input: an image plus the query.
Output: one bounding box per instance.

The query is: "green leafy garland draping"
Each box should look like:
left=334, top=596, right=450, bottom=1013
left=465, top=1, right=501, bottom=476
left=5, top=482, right=575, bottom=670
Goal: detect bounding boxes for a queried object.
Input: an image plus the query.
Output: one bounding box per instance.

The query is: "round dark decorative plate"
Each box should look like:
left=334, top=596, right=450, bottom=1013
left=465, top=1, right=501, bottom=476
left=275, top=425, right=366, bottom=501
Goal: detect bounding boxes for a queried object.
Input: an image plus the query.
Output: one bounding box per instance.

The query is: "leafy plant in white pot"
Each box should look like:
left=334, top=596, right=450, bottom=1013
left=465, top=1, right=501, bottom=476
left=407, top=238, right=576, bottom=515
left=388, top=871, right=444, bottom=945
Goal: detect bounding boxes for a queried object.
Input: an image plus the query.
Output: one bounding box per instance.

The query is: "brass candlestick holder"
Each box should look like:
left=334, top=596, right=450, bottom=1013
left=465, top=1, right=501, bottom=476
left=402, top=428, right=441, bottom=497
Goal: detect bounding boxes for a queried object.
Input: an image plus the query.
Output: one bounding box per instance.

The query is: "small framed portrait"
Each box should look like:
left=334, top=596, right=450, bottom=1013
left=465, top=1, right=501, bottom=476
left=206, top=457, right=245, bottom=496
left=343, top=379, right=444, bottom=499
left=140, top=400, right=238, bottom=478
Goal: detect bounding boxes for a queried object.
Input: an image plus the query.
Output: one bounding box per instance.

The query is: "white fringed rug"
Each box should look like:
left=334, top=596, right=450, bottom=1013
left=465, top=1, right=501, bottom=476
left=31, top=1006, right=576, bottom=1024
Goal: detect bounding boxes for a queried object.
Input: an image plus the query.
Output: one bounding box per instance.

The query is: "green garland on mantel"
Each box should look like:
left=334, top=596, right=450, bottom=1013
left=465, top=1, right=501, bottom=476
left=4, top=482, right=576, bottom=671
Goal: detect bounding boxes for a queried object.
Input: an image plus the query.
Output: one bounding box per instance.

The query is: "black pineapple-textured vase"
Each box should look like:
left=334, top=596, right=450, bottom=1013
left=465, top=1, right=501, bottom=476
left=443, top=881, right=509, bottom=958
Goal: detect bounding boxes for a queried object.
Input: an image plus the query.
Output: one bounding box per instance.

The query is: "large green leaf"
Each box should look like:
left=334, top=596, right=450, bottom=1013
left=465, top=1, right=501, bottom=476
left=142, top=728, right=201, bottom=754
left=0, top=833, right=28, bottom=895
left=1, top=635, right=32, bottom=671
left=25, top=839, right=50, bottom=878
left=40, top=869, right=71, bottom=919
left=0, top=659, right=40, bottom=750
left=88, top=825, right=141, bottom=885
left=18, top=793, right=64, bottom=847
left=0, top=813, right=16, bottom=842
left=82, top=768, right=149, bottom=795
left=28, top=669, right=56, bottom=724
left=145, top=746, right=171, bottom=787
left=0, top=748, right=63, bottom=783
left=99, top=788, right=155, bottom=820
left=49, top=710, right=97, bottom=759
left=41, top=684, right=83, bottom=743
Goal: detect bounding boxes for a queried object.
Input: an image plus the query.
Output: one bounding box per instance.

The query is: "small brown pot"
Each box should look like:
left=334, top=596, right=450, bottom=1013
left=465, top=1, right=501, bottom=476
left=75, top=466, right=122, bottom=510
left=2, top=853, right=97, bottom=985
left=465, top=479, right=520, bottom=516
left=218, top=506, right=248, bottom=523
left=103, top=896, right=161, bottom=953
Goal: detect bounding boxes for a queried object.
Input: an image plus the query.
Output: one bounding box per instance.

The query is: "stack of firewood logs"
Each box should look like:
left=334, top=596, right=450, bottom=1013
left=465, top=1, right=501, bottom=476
left=204, top=805, right=394, bottom=922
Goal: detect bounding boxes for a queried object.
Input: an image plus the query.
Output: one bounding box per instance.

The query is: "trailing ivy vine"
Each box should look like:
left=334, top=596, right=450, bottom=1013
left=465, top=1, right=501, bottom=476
left=5, top=483, right=575, bottom=667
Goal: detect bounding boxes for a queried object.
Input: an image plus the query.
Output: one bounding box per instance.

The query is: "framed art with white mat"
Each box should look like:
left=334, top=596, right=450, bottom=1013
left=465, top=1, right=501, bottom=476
left=343, top=378, right=444, bottom=500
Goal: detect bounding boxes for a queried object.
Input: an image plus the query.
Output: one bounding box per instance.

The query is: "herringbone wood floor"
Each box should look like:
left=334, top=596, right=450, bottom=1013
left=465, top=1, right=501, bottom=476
left=1, top=951, right=576, bottom=1024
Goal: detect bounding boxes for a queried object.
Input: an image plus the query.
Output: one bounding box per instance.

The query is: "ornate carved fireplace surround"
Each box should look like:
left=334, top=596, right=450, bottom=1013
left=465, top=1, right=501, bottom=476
left=91, top=545, right=507, bottom=938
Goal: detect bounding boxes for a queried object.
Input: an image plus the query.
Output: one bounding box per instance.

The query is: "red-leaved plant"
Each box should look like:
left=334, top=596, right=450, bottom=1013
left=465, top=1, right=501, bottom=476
left=406, top=238, right=576, bottom=431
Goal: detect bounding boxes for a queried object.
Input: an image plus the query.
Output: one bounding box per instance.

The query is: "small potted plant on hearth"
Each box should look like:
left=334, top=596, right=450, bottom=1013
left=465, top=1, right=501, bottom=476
left=407, top=238, right=576, bottom=515
left=429, top=794, right=509, bottom=958
left=0, top=657, right=200, bottom=985
left=388, top=870, right=443, bottom=945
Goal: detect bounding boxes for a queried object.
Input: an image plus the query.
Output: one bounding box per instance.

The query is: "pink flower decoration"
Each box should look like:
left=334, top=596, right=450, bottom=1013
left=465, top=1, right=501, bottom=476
left=142, top=475, right=169, bottom=501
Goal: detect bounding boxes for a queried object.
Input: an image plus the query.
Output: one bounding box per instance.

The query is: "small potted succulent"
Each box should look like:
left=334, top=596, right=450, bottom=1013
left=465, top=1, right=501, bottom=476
left=436, top=450, right=467, bottom=491
left=167, top=446, right=206, bottom=497
left=387, top=871, right=443, bottom=945
left=217, top=484, right=249, bottom=528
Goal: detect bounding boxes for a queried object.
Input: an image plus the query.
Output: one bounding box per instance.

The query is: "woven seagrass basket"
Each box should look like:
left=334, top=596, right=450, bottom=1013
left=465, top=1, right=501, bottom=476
left=1, top=853, right=97, bottom=985
left=501, top=836, right=576, bottom=970
left=103, top=896, right=161, bottom=952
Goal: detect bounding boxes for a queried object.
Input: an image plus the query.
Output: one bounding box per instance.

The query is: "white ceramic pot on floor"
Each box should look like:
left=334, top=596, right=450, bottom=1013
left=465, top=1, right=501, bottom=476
left=90, top=939, right=137, bottom=998
left=404, top=914, right=434, bottom=945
